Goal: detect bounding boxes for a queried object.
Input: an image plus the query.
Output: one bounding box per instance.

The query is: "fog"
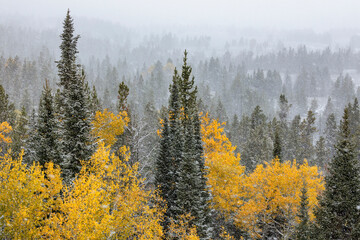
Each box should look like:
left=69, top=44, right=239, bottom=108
left=2, top=0, right=360, bottom=31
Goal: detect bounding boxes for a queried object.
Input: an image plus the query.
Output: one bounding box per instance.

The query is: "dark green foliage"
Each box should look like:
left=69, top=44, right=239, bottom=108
left=324, top=113, right=337, bottom=162
left=0, top=84, right=15, bottom=126
left=315, top=136, right=327, bottom=168
left=156, top=51, right=212, bottom=239
left=117, top=81, right=129, bottom=112
left=89, top=85, right=101, bottom=114
left=296, top=184, right=311, bottom=240
left=273, top=127, right=282, bottom=161
left=56, top=10, right=93, bottom=182
left=298, top=111, right=316, bottom=164
left=278, top=94, right=291, bottom=123
left=31, top=82, right=61, bottom=166
left=11, top=106, right=28, bottom=158
left=155, top=117, right=172, bottom=235
left=314, top=107, right=360, bottom=239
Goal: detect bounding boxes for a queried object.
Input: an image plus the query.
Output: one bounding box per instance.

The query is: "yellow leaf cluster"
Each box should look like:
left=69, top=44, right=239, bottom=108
left=91, top=109, right=129, bottom=146
left=237, top=158, right=324, bottom=239
left=0, top=144, right=163, bottom=239
left=0, top=121, right=12, bottom=144
left=0, top=152, right=63, bottom=239
left=60, top=143, right=164, bottom=239
left=201, top=113, right=245, bottom=216
left=168, top=214, right=200, bottom=240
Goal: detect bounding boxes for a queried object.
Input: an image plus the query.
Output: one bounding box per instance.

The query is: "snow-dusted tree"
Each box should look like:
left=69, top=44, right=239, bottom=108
left=156, top=51, right=212, bottom=239
left=295, top=183, right=311, bottom=240
left=30, top=81, right=61, bottom=166
left=314, top=107, right=360, bottom=239
left=56, top=10, right=93, bottom=182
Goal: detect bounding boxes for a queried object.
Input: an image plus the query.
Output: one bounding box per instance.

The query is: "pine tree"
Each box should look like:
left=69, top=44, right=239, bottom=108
left=155, top=117, right=172, bottom=236
left=11, top=106, right=28, bottom=158
left=315, top=136, right=327, bottom=168
left=298, top=110, right=316, bottom=163
left=23, top=109, right=38, bottom=164
left=273, top=127, right=282, bottom=160
left=324, top=113, right=337, bottom=163
left=34, top=81, right=61, bottom=166
left=56, top=10, right=93, bottom=182
left=117, top=81, right=129, bottom=112
left=0, top=84, right=15, bottom=126
left=156, top=51, right=212, bottom=239
left=314, top=107, right=360, bottom=239
left=296, top=183, right=311, bottom=240
left=278, top=94, right=291, bottom=124
left=163, top=67, right=184, bottom=237
left=89, top=85, right=101, bottom=114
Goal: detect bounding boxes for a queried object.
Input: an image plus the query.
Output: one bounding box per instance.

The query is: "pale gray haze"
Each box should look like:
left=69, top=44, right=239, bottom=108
left=1, top=0, right=360, bottom=30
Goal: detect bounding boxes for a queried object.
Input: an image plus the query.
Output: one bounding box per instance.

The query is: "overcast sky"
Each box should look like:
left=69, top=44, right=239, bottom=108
left=1, top=0, right=360, bottom=31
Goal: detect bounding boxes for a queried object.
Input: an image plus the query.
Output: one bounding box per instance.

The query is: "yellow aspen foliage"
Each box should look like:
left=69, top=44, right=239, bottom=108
left=237, top=158, right=324, bottom=239
left=60, top=143, right=164, bottom=239
left=0, top=121, right=12, bottom=144
left=91, top=109, right=129, bottom=146
left=168, top=214, right=200, bottom=240
left=0, top=151, right=63, bottom=240
left=201, top=113, right=245, bottom=216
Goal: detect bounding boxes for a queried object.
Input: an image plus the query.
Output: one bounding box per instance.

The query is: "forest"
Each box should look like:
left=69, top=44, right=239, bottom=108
left=1, top=7, right=360, bottom=240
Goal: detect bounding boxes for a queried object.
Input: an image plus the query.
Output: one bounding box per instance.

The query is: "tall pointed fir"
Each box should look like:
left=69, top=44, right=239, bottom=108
left=11, top=106, right=28, bottom=158
left=295, top=183, right=311, bottom=240
left=314, top=107, right=360, bottom=239
left=33, top=81, right=61, bottom=166
left=156, top=51, right=212, bottom=239
left=155, top=117, right=172, bottom=236
left=56, top=10, right=93, bottom=182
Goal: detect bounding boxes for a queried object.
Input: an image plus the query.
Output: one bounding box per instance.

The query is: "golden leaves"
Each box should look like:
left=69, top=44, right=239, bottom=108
left=201, top=113, right=245, bottom=216
left=237, top=158, right=324, bottom=239
left=0, top=121, right=12, bottom=144
left=91, top=109, right=129, bottom=146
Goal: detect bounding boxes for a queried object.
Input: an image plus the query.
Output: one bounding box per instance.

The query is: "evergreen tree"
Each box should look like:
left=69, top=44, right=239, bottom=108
left=34, top=81, right=61, bottom=166
left=89, top=85, right=101, bottom=114
left=324, top=113, right=337, bottom=168
left=117, top=81, right=129, bottom=112
left=296, top=183, right=311, bottom=240
left=273, top=126, right=282, bottom=160
left=155, top=117, right=172, bottom=236
left=56, top=10, right=93, bottom=182
left=0, top=84, right=15, bottom=126
left=278, top=94, right=291, bottom=124
left=315, top=136, right=327, bottom=168
left=314, top=107, right=360, bottom=239
left=11, top=106, right=28, bottom=158
left=23, top=109, right=38, bottom=164
left=298, top=110, right=316, bottom=163
left=156, top=51, right=212, bottom=239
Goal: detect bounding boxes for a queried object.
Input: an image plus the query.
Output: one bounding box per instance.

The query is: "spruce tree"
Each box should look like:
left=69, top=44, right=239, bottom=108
left=23, top=109, right=38, bottom=164
left=0, top=84, right=15, bottom=126
left=278, top=94, right=291, bottom=124
left=296, top=184, right=311, bottom=240
left=156, top=51, right=212, bottom=239
left=11, top=106, right=28, bottom=158
left=34, top=81, right=61, bottom=166
left=56, top=10, right=93, bottom=182
left=155, top=117, right=172, bottom=236
left=176, top=51, right=212, bottom=239
left=273, top=127, right=282, bottom=160
left=89, top=85, right=101, bottom=114
left=324, top=113, right=337, bottom=162
left=314, top=107, right=360, bottom=239
left=315, top=136, right=327, bottom=168
left=117, top=81, right=129, bottom=112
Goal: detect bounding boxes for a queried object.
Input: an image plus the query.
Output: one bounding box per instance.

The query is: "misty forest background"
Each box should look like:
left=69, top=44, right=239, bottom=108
left=1, top=8, right=360, bottom=240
